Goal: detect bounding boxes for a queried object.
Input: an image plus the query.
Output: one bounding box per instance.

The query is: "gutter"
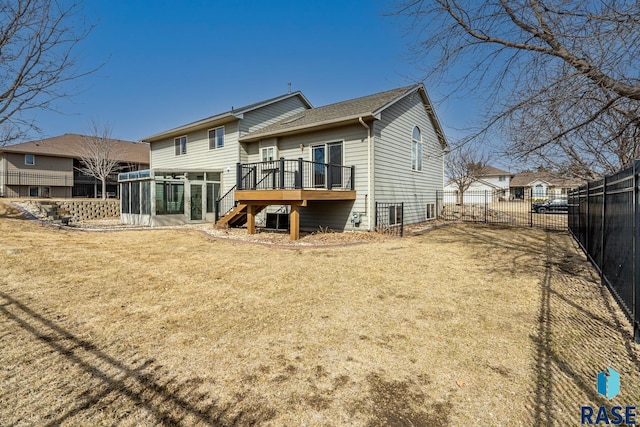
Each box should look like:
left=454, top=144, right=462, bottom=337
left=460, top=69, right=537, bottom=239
left=240, top=113, right=376, bottom=142
left=359, top=117, right=373, bottom=231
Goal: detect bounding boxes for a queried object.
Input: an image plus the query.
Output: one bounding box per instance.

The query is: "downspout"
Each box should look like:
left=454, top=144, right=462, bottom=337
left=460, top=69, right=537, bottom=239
left=359, top=117, right=373, bottom=231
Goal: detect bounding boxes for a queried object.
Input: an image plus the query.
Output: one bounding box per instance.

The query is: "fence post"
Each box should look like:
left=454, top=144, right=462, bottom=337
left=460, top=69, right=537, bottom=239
left=529, top=188, right=533, bottom=227
left=252, top=166, right=257, bottom=189
left=484, top=190, right=488, bottom=223
left=374, top=201, right=378, bottom=230
left=634, top=160, right=640, bottom=342
left=350, top=166, right=355, bottom=191
left=297, top=158, right=303, bottom=189
left=601, top=176, right=606, bottom=272
left=400, top=202, right=404, bottom=237
left=236, top=163, right=242, bottom=190
left=279, top=157, right=285, bottom=189
left=586, top=181, right=590, bottom=255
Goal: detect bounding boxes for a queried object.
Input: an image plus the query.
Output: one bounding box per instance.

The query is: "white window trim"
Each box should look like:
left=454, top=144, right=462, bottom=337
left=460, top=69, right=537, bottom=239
left=389, top=204, right=403, bottom=226
left=174, top=136, right=187, bottom=156
left=260, top=146, right=277, bottom=162
left=25, top=154, right=35, bottom=166
left=208, top=126, right=224, bottom=150
left=411, top=126, right=423, bottom=172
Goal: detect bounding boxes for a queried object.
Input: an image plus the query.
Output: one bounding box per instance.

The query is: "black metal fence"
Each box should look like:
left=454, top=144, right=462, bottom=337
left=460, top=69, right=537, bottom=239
left=1, top=171, right=119, bottom=199
left=1, top=171, right=73, bottom=198
left=375, top=202, right=404, bottom=237
left=568, top=161, right=640, bottom=342
left=237, top=158, right=354, bottom=191
left=436, top=190, right=568, bottom=230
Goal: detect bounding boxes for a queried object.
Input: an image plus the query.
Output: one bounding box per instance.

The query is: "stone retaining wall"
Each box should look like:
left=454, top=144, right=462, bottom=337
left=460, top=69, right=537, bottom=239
left=51, top=200, right=120, bottom=221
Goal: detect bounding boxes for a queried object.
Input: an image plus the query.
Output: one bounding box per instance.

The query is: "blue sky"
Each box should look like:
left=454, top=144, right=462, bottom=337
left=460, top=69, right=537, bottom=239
left=27, top=0, right=479, bottom=149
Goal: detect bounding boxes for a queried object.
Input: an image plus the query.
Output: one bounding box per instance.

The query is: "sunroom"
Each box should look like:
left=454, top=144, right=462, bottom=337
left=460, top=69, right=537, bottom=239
left=119, top=169, right=221, bottom=226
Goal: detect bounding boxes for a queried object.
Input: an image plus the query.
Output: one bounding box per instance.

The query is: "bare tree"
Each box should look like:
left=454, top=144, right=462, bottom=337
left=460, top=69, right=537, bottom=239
left=446, top=145, right=490, bottom=204
left=394, top=1, right=640, bottom=172
left=507, top=85, right=640, bottom=179
left=0, top=0, right=94, bottom=145
left=76, top=122, right=123, bottom=200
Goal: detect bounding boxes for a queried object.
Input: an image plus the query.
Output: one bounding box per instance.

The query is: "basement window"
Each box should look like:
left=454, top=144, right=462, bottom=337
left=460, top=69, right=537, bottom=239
left=426, top=203, right=436, bottom=220
left=389, top=204, right=403, bottom=226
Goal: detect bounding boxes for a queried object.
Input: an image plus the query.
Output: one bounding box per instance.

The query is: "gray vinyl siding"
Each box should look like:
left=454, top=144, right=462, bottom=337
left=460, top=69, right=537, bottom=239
left=149, top=98, right=309, bottom=195
left=150, top=121, right=239, bottom=194
left=373, top=93, right=445, bottom=225
left=246, top=123, right=369, bottom=231
left=239, top=96, right=309, bottom=135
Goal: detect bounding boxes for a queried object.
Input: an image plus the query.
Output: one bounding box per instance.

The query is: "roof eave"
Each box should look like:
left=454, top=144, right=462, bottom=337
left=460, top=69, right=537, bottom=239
left=239, top=113, right=376, bottom=142
left=234, top=91, right=313, bottom=114
left=143, top=113, right=238, bottom=143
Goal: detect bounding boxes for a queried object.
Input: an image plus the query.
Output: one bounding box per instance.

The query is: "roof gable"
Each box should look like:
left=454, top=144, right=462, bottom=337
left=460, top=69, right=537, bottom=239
left=240, top=84, right=449, bottom=149
left=143, top=92, right=312, bottom=142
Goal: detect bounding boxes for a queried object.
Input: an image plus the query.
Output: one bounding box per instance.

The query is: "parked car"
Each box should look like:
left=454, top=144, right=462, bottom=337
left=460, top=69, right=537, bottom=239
left=532, top=198, right=568, bottom=214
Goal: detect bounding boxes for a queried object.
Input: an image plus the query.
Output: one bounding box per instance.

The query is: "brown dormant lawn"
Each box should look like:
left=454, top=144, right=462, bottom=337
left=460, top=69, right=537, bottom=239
left=1, top=200, right=638, bottom=426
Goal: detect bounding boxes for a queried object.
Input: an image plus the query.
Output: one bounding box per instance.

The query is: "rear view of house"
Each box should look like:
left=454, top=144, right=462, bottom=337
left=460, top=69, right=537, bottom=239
left=120, top=84, right=448, bottom=238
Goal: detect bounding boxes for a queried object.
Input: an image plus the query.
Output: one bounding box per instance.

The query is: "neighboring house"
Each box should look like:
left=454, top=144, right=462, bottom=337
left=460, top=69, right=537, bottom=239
left=120, top=84, right=449, bottom=239
left=510, top=171, right=583, bottom=199
left=443, top=165, right=513, bottom=203
left=0, top=134, right=150, bottom=198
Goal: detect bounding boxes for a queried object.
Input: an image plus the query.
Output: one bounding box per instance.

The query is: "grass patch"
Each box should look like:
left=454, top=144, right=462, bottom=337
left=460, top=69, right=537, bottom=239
left=0, top=200, right=638, bottom=426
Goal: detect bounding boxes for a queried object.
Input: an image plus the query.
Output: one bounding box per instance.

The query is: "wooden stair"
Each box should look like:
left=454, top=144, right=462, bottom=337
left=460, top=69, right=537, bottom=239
left=215, top=203, right=266, bottom=228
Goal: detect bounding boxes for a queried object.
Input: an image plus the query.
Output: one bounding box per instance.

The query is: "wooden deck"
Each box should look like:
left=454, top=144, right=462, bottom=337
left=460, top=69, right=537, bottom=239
left=228, top=189, right=356, bottom=240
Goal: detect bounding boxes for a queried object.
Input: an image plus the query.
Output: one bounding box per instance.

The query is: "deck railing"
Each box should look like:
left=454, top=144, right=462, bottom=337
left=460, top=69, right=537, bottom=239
left=236, top=158, right=354, bottom=191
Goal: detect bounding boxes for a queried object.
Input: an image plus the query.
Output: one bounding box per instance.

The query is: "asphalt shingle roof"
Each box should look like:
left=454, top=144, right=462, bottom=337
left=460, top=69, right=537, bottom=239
left=479, top=165, right=512, bottom=177
left=1, top=134, right=150, bottom=164
left=241, top=85, right=422, bottom=140
left=510, top=171, right=584, bottom=188
left=143, top=92, right=312, bottom=142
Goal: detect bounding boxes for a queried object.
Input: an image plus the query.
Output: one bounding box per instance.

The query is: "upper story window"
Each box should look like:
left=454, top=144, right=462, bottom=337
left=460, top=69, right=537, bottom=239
left=25, top=154, right=35, bottom=165
left=411, top=126, right=423, bottom=171
left=174, top=136, right=187, bottom=156
left=261, top=146, right=276, bottom=162
left=208, top=126, right=224, bottom=149
left=499, top=175, right=506, bottom=182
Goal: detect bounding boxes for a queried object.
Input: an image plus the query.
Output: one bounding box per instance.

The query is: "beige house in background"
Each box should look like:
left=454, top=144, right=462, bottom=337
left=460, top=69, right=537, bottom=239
left=510, top=171, right=583, bottom=199
left=0, top=134, right=149, bottom=198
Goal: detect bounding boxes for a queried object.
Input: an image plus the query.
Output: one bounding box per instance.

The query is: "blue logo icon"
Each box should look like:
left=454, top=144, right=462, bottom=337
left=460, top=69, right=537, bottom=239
left=597, top=367, right=620, bottom=400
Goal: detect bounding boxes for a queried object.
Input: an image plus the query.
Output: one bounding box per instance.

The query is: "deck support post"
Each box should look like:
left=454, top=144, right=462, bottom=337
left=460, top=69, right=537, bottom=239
left=290, top=204, right=300, bottom=240
left=247, top=204, right=256, bottom=235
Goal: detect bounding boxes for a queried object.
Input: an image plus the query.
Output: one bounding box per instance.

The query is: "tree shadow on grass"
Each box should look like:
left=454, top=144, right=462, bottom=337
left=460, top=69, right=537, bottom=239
left=0, top=290, right=276, bottom=426
left=432, top=224, right=640, bottom=425
left=0, top=201, right=35, bottom=220
left=531, top=232, right=640, bottom=426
